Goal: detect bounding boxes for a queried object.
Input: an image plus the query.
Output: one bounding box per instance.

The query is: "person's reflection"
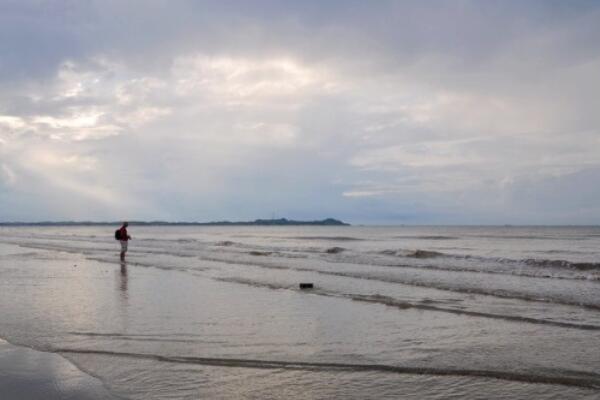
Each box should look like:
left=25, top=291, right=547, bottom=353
left=119, top=260, right=128, bottom=296
left=116, top=260, right=130, bottom=331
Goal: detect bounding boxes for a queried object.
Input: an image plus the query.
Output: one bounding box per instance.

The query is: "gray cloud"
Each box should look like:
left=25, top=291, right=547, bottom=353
left=1, top=1, right=599, bottom=223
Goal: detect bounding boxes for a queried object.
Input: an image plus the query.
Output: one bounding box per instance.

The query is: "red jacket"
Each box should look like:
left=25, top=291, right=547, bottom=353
left=119, top=226, right=129, bottom=241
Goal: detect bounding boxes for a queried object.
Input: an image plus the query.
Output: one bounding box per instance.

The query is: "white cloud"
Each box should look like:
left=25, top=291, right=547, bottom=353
left=0, top=115, right=27, bottom=130
left=1, top=164, right=17, bottom=186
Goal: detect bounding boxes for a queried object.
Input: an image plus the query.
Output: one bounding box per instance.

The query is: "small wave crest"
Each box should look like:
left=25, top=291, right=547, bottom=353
left=216, top=277, right=295, bottom=291
left=248, top=251, right=273, bottom=256
left=377, top=248, right=600, bottom=273
left=55, top=348, right=600, bottom=389
left=394, top=235, right=458, bottom=240
left=215, top=241, right=236, bottom=246
left=347, top=294, right=600, bottom=331
left=517, top=258, right=600, bottom=271
left=380, top=249, right=444, bottom=259
left=293, top=236, right=364, bottom=241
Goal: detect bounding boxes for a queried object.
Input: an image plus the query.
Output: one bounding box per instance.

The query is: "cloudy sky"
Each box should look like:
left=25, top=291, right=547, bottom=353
left=1, top=1, right=599, bottom=224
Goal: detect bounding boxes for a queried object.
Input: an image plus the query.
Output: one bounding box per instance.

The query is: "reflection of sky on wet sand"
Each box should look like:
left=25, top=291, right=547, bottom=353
left=0, top=246, right=135, bottom=346
left=0, top=339, right=116, bottom=399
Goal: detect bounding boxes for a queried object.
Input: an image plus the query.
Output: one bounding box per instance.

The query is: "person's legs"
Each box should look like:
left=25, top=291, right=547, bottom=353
left=120, top=240, right=128, bottom=260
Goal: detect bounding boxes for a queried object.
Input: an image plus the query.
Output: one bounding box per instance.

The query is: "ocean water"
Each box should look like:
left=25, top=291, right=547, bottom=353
left=0, top=225, right=599, bottom=399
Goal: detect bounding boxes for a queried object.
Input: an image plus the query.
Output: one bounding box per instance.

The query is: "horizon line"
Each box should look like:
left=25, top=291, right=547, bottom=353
left=1, top=220, right=599, bottom=228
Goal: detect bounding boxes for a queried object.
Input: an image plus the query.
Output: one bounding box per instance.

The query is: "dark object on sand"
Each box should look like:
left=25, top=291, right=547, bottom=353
left=299, top=283, right=314, bottom=289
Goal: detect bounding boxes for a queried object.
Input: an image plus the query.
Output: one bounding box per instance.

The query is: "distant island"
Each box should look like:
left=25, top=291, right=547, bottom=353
left=0, top=218, right=349, bottom=226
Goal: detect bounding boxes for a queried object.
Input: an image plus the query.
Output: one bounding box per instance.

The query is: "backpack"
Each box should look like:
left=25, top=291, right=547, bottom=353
left=115, top=229, right=122, bottom=240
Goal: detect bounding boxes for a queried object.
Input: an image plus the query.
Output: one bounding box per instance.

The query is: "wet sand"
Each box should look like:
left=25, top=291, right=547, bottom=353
left=0, top=339, right=117, bottom=400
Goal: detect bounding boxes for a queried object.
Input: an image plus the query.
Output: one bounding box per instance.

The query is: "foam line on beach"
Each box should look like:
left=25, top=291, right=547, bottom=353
left=67, top=332, right=213, bottom=338
left=347, top=294, right=600, bottom=331
left=55, top=348, right=600, bottom=390
left=66, top=332, right=227, bottom=344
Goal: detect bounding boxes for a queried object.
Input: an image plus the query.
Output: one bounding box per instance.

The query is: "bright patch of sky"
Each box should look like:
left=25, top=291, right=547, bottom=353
left=1, top=1, right=599, bottom=224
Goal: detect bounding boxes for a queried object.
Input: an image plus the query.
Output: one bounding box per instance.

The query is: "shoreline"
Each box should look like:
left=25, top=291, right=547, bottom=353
left=0, top=338, right=120, bottom=400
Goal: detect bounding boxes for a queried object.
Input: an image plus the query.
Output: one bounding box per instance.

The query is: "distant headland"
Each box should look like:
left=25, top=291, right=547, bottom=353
left=0, top=218, right=349, bottom=226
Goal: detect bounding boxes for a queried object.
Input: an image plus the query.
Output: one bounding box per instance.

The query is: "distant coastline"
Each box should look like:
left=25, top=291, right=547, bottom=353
left=0, top=218, right=349, bottom=227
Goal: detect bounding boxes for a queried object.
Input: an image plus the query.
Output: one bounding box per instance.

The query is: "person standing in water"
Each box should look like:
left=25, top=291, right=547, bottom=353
left=116, top=222, right=131, bottom=261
